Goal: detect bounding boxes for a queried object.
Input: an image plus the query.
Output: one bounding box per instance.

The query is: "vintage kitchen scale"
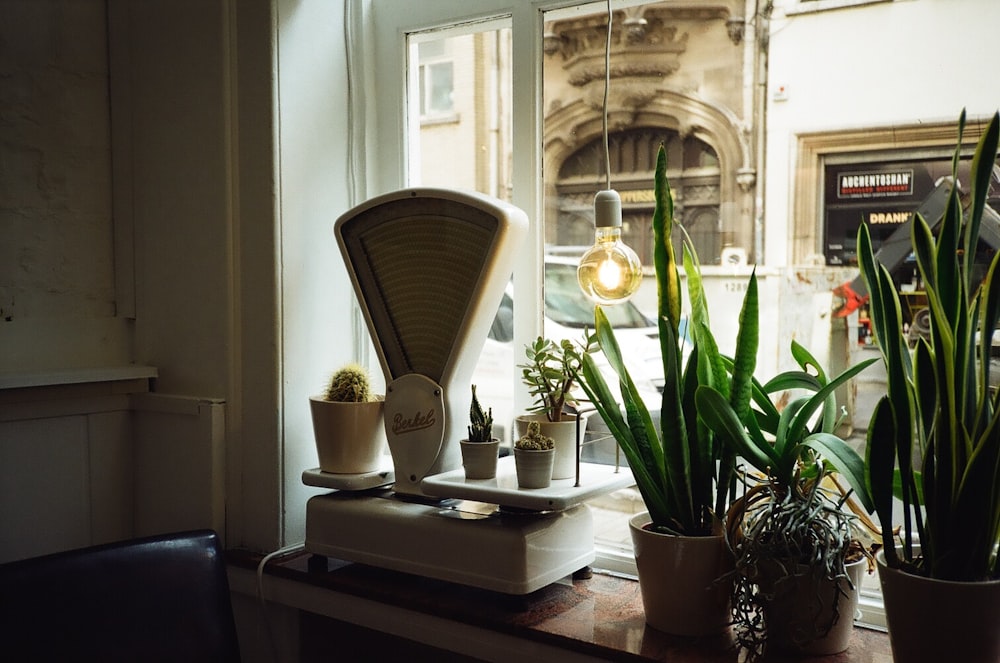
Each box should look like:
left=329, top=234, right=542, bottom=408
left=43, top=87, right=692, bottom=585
left=302, top=188, right=633, bottom=594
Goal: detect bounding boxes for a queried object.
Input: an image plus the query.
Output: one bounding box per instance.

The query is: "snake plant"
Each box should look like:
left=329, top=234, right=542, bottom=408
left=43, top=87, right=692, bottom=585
left=859, top=109, right=1000, bottom=582
left=575, top=143, right=756, bottom=535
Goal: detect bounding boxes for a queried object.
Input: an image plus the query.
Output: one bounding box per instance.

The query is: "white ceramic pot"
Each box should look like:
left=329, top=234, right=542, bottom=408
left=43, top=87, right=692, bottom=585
left=459, top=439, right=499, bottom=480
left=513, top=447, right=554, bottom=488
left=877, top=548, right=1000, bottom=663
left=515, top=413, right=587, bottom=480
left=628, top=512, right=732, bottom=636
left=309, top=396, right=387, bottom=474
left=756, top=555, right=866, bottom=656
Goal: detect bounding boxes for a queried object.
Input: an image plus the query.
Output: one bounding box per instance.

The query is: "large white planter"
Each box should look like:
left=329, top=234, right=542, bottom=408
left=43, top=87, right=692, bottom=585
left=515, top=413, right=587, bottom=480
left=309, top=396, right=387, bottom=474
left=628, top=512, right=732, bottom=636
left=877, top=549, right=1000, bottom=663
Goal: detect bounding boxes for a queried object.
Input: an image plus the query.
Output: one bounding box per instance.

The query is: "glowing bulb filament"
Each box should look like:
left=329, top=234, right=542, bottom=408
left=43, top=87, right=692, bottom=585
left=597, top=257, right=622, bottom=289
left=578, top=225, right=642, bottom=305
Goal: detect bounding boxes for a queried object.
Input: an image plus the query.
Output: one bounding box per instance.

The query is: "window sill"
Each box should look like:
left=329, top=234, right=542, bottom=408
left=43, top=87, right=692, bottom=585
left=228, top=549, right=892, bottom=662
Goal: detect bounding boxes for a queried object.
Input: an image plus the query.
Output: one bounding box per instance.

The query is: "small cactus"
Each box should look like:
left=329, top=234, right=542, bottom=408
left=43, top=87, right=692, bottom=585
left=515, top=421, right=554, bottom=450
left=324, top=363, right=374, bottom=402
left=467, top=384, right=494, bottom=442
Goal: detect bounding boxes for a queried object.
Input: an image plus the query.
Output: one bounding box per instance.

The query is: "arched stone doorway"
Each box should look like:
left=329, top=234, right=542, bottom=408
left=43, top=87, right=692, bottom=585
left=541, top=2, right=756, bottom=266
left=553, top=127, right=723, bottom=265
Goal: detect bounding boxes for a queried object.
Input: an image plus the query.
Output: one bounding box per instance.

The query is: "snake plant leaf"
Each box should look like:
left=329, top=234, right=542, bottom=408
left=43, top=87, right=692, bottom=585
left=892, top=468, right=923, bottom=504
left=659, top=323, right=696, bottom=528
left=762, top=370, right=823, bottom=393
left=772, top=396, right=808, bottom=481
left=729, top=270, right=759, bottom=425
left=579, top=349, right=671, bottom=525
left=652, top=145, right=682, bottom=337
left=724, top=357, right=782, bottom=431
left=867, top=397, right=899, bottom=566
left=592, top=306, right=661, bottom=466
left=785, top=357, right=879, bottom=451
left=801, top=432, right=874, bottom=513
left=787, top=340, right=839, bottom=433
left=965, top=108, right=999, bottom=276
left=695, top=386, right=777, bottom=475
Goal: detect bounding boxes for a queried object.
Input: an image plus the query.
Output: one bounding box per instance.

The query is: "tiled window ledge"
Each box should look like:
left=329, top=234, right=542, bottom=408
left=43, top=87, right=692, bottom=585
left=227, top=550, right=893, bottom=662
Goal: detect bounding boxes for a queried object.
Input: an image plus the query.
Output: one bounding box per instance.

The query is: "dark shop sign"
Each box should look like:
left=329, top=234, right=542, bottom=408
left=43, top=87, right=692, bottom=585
left=837, top=169, right=914, bottom=199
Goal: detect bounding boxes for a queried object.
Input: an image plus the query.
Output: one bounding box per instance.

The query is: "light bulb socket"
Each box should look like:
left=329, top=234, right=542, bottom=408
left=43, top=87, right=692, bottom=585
left=594, top=189, right=622, bottom=229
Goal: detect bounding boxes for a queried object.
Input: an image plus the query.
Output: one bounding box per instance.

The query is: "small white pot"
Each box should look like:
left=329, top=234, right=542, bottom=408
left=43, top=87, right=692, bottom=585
left=515, top=413, right=588, bottom=480
left=459, top=439, right=499, bottom=480
left=513, top=447, right=554, bottom=489
left=309, top=396, right=387, bottom=474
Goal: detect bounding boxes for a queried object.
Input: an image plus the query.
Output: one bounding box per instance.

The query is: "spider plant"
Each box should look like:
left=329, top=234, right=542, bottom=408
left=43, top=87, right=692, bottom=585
left=575, top=143, right=757, bottom=535
left=696, top=341, right=878, bottom=658
left=859, top=109, right=1000, bottom=582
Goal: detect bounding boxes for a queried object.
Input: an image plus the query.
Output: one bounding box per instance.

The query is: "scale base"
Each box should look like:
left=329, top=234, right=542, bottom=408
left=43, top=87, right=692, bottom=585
left=304, top=491, right=594, bottom=595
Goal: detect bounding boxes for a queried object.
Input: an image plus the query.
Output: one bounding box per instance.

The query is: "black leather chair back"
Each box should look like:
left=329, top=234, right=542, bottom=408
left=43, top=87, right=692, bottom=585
left=0, top=530, right=241, bottom=662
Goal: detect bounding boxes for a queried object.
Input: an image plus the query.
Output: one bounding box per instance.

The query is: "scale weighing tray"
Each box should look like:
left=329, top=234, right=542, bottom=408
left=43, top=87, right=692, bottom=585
left=420, top=457, right=634, bottom=511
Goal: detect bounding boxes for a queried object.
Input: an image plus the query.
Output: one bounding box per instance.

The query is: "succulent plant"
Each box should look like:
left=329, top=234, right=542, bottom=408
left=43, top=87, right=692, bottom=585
left=515, top=421, right=554, bottom=451
left=323, top=363, right=374, bottom=403
left=467, top=384, right=494, bottom=442
left=519, top=336, right=585, bottom=422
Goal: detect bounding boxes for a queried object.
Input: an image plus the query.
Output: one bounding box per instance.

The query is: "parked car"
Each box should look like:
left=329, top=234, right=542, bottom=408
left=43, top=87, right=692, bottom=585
left=472, top=257, right=670, bottom=447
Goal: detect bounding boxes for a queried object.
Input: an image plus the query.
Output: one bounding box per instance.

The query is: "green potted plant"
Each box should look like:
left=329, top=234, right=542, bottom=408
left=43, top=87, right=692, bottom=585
left=460, top=384, right=500, bottom=480
left=858, top=109, right=1000, bottom=663
left=308, top=362, right=387, bottom=474
left=696, top=340, right=877, bottom=659
left=517, top=336, right=588, bottom=480
left=574, top=143, right=756, bottom=636
left=513, top=420, right=555, bottom=489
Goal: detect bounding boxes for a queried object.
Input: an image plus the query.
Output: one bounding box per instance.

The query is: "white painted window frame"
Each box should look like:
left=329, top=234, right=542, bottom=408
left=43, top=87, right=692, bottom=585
left=356, top=0, right=889, bottom=629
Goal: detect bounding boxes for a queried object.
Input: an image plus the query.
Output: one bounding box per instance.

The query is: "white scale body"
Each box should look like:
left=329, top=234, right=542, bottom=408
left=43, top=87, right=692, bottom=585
left=303, top=188, right=633, bottom=594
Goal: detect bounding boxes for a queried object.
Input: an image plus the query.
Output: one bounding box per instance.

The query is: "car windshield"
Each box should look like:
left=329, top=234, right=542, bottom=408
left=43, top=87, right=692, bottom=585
left=544, top=262, right=653, bottom=329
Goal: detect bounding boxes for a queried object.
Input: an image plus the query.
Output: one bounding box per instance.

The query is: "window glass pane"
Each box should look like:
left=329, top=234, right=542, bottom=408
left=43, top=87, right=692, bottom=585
left=409, top=24, right=515, bottom=443
left=541, top=0, right=746, bottom=554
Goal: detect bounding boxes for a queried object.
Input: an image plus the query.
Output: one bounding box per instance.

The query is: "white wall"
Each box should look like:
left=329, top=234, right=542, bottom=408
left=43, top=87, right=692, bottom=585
left=0, top=0, right=128, bottom=371
left=275, top=0, right=356, bottom=545
left=764, top=0, right=1000, bottom=267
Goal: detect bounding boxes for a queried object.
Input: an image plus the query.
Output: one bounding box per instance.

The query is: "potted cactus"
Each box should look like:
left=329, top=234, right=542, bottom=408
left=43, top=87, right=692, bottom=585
left=513, top=420, right=555, bottom=489
left=516, top=336, right=588, bottom=480
left=460, top=385, right=500, bottom=480
left=309, top=362, right=387, bottom=474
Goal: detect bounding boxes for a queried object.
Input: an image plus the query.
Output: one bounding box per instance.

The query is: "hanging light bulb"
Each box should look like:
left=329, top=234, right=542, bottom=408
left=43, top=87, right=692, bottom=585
left=577, top=1, right=643, bottom=306
left=577, top=189, right=643, bottom=305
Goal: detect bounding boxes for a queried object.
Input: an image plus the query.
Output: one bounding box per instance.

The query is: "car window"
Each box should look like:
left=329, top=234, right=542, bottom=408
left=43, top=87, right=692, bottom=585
left=544, top=262, right=653, bottom=329
left=489, top=292, right=514, bottom=343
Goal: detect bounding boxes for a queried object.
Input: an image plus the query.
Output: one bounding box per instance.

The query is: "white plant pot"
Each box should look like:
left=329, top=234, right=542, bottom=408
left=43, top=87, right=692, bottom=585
left=513, top=447, right=554, bottom=489
left=515, top=413, right=587, bottom=480
left=309, top=396, right=387, bottom=474
left=459, top=439, right=499, bottom=480
left=628, top=512, right=732, bottom=636
left=877, top=548, right=1000, bottom=663
left=756, top=555, right=866, bottom=656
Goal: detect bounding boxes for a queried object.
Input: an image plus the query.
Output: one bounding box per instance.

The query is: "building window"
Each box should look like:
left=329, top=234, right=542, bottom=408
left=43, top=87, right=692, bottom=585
left=418, top=41, right=456, bottom=120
